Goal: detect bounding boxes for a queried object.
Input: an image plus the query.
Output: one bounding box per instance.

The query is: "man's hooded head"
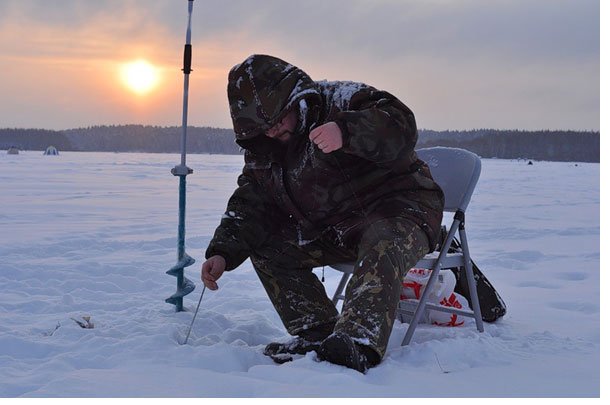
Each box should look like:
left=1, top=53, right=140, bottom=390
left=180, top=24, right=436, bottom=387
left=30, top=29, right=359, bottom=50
left=227, top=54, right=321, bottom=151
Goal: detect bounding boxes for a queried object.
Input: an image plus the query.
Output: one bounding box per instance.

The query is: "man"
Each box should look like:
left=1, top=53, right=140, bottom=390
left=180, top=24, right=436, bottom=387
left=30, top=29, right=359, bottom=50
left=201, top=54, right=444, bottom=373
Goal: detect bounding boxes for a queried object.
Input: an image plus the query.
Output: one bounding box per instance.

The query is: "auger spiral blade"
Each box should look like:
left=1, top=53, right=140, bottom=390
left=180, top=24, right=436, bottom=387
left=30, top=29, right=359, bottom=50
left=165, top=252, right=196, bottom=309
left=166, top=253, right=196, bottom=276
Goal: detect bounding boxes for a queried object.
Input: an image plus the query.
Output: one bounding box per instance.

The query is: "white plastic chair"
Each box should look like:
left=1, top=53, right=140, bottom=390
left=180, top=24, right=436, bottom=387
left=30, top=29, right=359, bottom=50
left=329, top=147, right=484, bottom=345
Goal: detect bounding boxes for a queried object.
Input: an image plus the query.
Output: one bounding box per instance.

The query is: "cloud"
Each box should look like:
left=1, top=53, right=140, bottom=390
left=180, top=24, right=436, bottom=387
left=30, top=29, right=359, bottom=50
left=5, top=0, right=597, bottom=62
left=0, top=0, right=600, bottom=130
left=183, top=0, right=599, bottom=64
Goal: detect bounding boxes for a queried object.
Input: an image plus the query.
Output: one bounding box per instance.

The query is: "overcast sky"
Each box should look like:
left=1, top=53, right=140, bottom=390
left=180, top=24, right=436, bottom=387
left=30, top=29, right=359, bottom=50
left=0, top=0, right=601, bottom=131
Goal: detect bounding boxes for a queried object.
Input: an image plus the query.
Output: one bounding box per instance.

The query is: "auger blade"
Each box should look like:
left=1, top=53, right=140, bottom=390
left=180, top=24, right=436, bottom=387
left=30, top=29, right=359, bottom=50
left=166, top=253, right=196, bottom=276
left=165, top=277, right=196, bottom=306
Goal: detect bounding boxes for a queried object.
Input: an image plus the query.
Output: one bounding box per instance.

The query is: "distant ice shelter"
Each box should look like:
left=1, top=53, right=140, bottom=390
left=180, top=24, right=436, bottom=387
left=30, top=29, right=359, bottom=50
left=44, top=146, right=59, bottom=156
left=7, top=146, right=19, bottom=155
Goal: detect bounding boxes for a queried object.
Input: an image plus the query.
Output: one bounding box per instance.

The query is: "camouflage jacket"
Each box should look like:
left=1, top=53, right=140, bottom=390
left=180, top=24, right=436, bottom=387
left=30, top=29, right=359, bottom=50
left=206, top=55, right=444, bottom=270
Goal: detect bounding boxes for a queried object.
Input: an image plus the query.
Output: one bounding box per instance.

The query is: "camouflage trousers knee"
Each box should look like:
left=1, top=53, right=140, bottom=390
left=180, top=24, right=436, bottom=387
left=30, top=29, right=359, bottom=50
left=250, top=218, right=429, bottom=359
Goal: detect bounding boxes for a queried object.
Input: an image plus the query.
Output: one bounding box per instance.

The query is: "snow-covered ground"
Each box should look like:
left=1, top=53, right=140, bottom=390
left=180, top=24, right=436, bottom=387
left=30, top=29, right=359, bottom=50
left=0, top=151, right=599, bottom=397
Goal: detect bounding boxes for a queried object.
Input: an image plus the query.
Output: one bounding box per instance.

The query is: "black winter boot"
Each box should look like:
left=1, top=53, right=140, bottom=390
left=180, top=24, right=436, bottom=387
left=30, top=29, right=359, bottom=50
left=317, top=332, right=381, bottom=373
left=264, top=337, right=321, bottom=356
left=264, top=323, right=334, bottom=364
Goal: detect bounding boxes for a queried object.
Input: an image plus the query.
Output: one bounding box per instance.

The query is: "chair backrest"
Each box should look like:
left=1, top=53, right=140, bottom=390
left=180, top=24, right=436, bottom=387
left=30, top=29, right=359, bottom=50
left=416, top=147, right=481, bottom=212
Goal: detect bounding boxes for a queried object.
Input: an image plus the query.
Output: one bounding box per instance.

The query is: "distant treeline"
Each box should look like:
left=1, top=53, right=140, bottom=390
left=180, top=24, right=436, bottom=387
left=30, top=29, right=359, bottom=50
left=0, top=125, right=242, bottom=155
left=417, top=129, right=599, bottom=163
left=0, top=125, right=600, bottom=162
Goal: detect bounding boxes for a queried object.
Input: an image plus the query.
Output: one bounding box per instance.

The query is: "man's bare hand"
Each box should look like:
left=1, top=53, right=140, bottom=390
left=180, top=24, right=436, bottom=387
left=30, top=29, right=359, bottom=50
left=309, top=122, right=343, bottom=153
left=201, top=255, right=226, bottom=290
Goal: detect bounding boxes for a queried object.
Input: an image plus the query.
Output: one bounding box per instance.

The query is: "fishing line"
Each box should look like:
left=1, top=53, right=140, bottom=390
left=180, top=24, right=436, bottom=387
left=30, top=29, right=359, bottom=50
left=182, top=285, right=206, bottom=345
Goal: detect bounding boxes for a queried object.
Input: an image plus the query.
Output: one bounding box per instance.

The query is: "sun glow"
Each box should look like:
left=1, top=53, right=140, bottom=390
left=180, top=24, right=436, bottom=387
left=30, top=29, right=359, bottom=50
left=120, top=60, right=160, bottom=95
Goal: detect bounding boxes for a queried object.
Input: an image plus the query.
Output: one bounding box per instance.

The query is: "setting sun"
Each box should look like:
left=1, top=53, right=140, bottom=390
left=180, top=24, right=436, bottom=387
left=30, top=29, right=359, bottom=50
left=120, top=60, right=160, bottom=95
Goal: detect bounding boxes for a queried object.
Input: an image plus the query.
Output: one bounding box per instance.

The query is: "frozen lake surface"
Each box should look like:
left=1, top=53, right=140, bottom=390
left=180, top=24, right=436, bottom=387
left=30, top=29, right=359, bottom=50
left=0, top=151, right=600, bottom=397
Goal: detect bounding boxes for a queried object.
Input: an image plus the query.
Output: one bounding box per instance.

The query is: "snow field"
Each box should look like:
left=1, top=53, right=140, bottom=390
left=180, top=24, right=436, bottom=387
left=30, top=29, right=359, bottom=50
left=0, top=151, right=600, bottom=397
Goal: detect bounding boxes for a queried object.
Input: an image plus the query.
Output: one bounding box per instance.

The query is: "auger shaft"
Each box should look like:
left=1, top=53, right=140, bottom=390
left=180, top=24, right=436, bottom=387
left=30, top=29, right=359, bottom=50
left=166, top=0, right=196, bottom=311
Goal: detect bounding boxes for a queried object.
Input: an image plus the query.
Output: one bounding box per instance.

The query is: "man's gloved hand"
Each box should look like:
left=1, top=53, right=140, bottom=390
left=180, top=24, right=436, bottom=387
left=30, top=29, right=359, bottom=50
left=201, top=255, right=226, bottom=290
left=309, top=122, right=343, bottom=153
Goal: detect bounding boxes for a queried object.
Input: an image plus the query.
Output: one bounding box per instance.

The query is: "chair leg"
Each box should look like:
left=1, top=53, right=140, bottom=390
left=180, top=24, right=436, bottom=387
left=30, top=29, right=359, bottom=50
left=401, top=218, right=461, bottom=346
left=332, top=272, right=351, bottom=306
left=458, top=226, right=484, bottom=333
left=401, top=262, right=442, bottom=345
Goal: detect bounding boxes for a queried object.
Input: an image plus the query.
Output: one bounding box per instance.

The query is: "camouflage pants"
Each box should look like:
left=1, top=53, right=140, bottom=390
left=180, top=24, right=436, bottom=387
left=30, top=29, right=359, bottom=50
left=250, top=218, right=429, bottom=359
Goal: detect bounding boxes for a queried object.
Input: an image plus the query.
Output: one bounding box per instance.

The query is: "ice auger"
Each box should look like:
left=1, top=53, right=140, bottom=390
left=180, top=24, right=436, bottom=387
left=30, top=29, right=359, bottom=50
left=166, top=0, right=196, bottom=311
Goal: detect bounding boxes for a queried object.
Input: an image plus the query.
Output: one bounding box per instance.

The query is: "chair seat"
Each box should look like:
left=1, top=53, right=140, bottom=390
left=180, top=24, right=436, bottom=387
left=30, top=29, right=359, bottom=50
left=416, top=252, right=464, bottom=269
left=329, top=253, right=465, bottom=276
